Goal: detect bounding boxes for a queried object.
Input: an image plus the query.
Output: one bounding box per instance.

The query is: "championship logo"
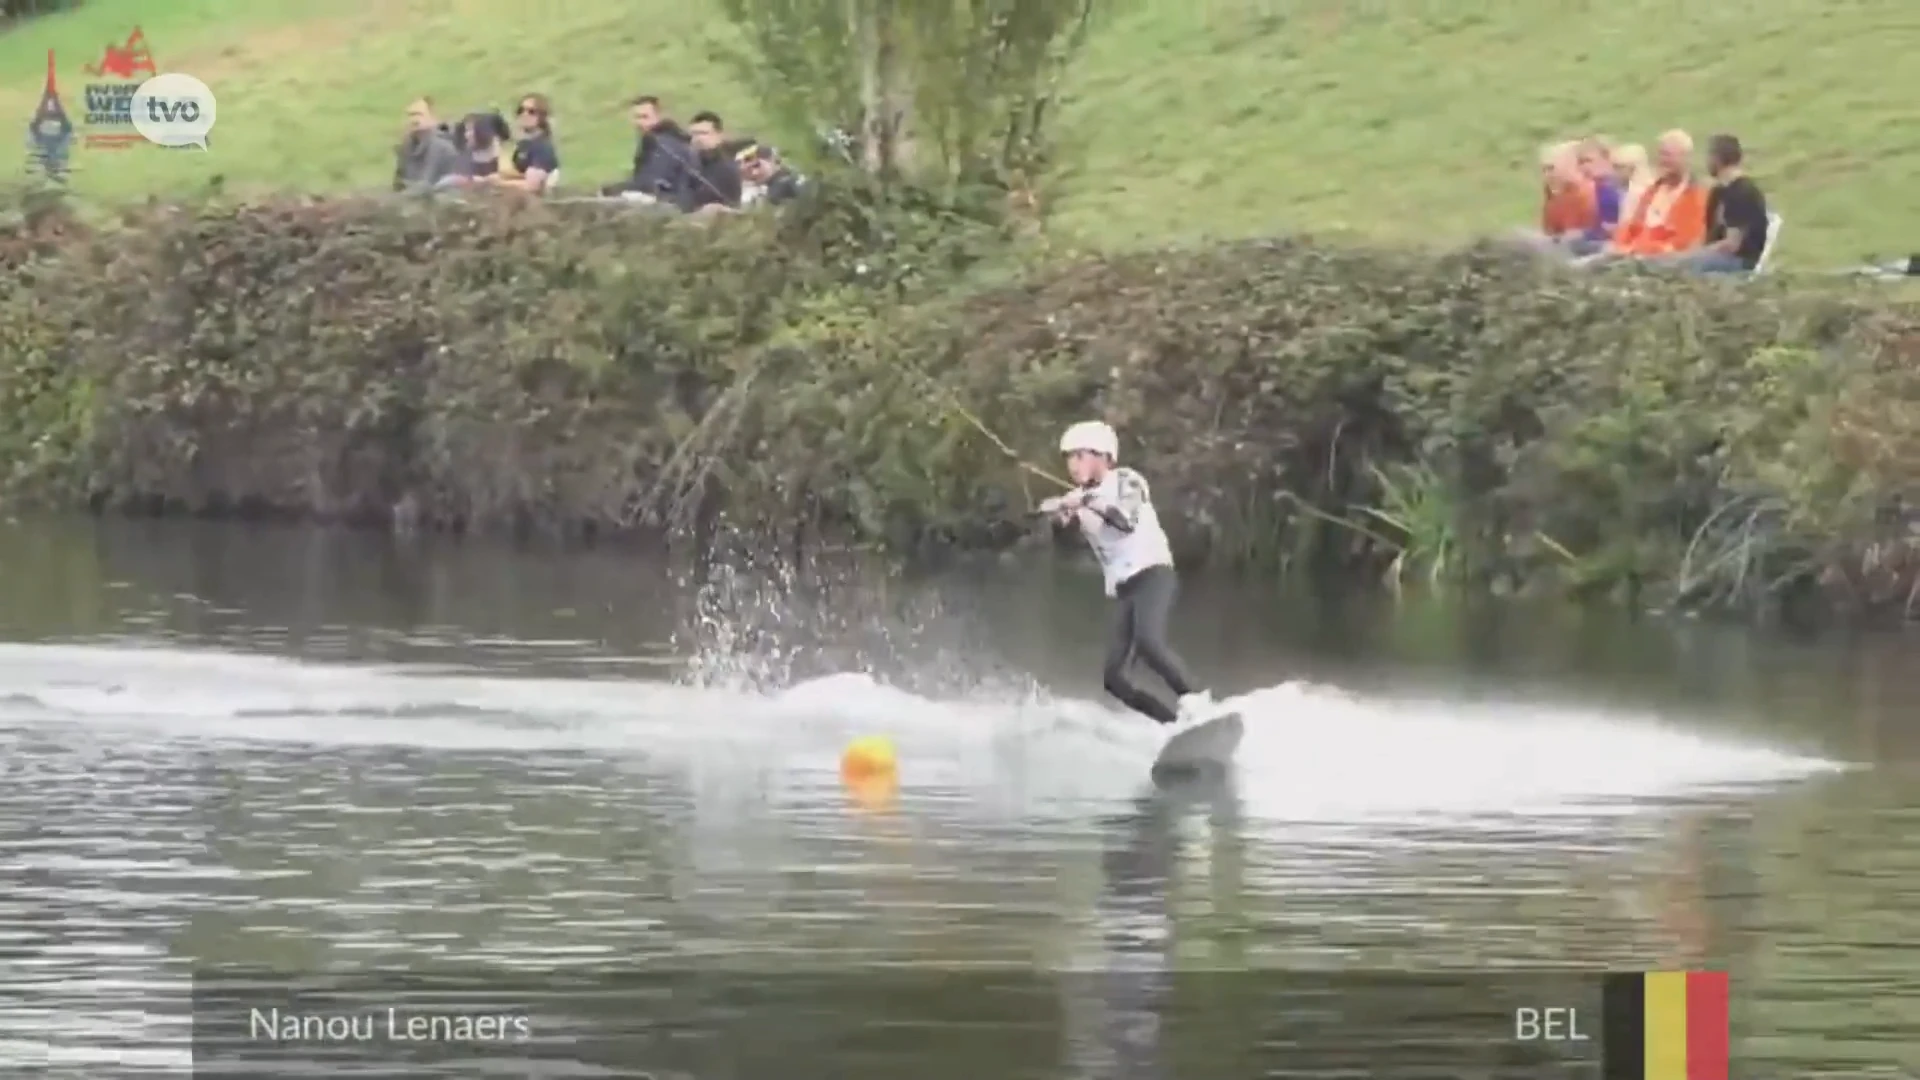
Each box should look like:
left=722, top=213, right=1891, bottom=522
left=81, top=26, right=158, bottom=149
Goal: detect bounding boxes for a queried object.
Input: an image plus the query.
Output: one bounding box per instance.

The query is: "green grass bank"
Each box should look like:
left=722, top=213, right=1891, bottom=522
left=2, top=190, right=1918, bottom=622
left=1, top=0, right=1915, bottom=266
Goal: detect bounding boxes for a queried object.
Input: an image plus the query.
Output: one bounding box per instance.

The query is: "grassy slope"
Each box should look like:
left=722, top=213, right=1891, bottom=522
left=0, top=0, right=1914, bottom=268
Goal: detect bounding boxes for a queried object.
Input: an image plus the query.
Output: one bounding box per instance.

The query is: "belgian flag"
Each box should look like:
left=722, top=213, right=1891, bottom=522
left=1602, top=971, right=1729, bottom=1080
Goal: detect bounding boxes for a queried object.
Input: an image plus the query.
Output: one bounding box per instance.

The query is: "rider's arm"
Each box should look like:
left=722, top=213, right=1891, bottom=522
left=1087, top=470, right=1146, bottom=533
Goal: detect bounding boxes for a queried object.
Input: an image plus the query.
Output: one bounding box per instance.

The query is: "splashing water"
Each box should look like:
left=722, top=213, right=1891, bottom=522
left=670, top=537, right=1043, bottom=704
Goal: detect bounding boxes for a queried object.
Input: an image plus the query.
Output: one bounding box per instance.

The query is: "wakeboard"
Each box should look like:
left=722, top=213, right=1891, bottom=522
left=1151, top=711, right=1243, bottom=773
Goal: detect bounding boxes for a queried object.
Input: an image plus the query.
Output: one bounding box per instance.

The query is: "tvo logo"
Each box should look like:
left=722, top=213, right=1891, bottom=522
left=128, top=73, right=217, bottom=150
left=146, top=97, right=203, bottom=124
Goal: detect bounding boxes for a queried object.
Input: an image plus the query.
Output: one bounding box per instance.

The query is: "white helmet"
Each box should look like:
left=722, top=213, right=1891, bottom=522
left=1059, top=420, right=1119, bottom=460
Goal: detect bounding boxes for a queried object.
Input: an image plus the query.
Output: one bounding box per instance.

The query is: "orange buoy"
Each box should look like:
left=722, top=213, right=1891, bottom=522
left=841, top=735, right=897, bottom=783
left=841, top=735, right=898, bottom=811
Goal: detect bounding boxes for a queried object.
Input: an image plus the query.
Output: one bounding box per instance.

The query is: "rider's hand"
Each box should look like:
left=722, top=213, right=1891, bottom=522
left=1052, top=488, right=1090, bottom=524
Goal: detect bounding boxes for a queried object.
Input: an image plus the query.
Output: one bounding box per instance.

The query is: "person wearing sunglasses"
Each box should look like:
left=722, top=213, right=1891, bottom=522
left=495, top=93, right=559, bottom=194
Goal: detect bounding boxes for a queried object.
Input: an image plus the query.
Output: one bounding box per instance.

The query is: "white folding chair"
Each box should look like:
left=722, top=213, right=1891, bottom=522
left=1752, top=211, right=1783, bottom=274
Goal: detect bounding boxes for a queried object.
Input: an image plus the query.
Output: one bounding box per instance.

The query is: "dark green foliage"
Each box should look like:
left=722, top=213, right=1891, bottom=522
left=2, top=186, right=1918, bottom=620
left=1, top=0, right=80, bottom=27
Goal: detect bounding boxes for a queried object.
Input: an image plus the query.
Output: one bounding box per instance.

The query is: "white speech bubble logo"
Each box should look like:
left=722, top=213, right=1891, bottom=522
left=129, top=73, right=216, bottom=150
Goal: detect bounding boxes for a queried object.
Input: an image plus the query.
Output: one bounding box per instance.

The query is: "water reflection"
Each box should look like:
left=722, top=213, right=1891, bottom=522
left=1073, top=779, right=1223, bottom=1080
left=1073, top=778, right=1634, bottom=1079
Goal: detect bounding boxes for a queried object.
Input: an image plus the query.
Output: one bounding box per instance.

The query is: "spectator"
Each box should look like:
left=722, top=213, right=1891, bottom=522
left=1611, top=143, right=1656, bottom=211
left=737, top=143, right=802, bottom=206
left=496, top=92, right=559, bottom=194
left=680, top=111, right=743, bottom=212
left=1576, top=136, right=1624, bottom=243
left=1538, top=141, right=1598, bottom=244
left=1675, top=134, right=1769, bottom=273
left=393, top=97, right=461, bottom=193
left=453, top=110, right=511, bottom=182
left=1598, top=129, right=1707, bottom=259
left=606, top=94, right=694, bottom=202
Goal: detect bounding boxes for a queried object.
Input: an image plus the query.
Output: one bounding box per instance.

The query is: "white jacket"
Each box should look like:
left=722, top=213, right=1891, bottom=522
left=1074, top=467, right=1174, bottom=596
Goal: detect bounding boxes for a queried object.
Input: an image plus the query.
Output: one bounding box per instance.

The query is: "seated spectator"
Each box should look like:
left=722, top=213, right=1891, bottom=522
left=737, top=143, right=803, bottom=206
left=1610, top=142, right=1655, bottom=215
left=603, top=94, right=694, bottom=203
left=393, top=97, right=461, bottom=193
left=1596, top=129, right=1707, bottom=259
left=1538, top=141, right=1599, bottom=244
left=494, top=93, right=558, bottom=194
left=453, top=110, right=511, bottom=183
left=1576, top=136, right=1623, bottom=243
left=680, top=111, right=743, bottom=212
left=1509, top=141, right=1594, bottom=259
left=483, top=109, right=524, bottom=185
left=1664, top=133, right=1769, bottom=274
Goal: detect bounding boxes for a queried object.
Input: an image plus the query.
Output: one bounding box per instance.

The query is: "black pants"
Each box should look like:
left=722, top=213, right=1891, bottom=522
left=1104, top=565, right=1199, bottom=725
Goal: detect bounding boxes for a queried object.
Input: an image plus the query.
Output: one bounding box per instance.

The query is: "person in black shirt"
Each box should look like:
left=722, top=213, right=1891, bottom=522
left=453, top=110, right=511, bottom=182
left=1692, top=133, right=1769, bottom=272
left=678, top=111, right=743, bottom=212
left=499, top=92, right=560, bottom=195
left=601, top=95, right=695, bottom=202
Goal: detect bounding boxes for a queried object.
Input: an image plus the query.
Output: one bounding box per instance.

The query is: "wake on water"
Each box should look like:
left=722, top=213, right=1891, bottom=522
left=0, top=548, right=1842, bottom=823
left=0, top=652, right=1838, bottom=803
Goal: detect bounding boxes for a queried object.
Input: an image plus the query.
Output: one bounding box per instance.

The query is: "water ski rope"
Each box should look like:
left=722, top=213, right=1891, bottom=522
left=942, top=397, right=1074, bottom=512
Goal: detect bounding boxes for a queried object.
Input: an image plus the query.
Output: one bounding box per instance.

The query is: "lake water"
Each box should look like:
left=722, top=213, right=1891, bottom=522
left=0, top=518, right=1914, bottom=1077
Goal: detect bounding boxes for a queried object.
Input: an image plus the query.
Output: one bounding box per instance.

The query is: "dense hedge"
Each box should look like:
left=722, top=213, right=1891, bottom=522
left=1, top=0, right=81, bottom=26
left=3, top=187, right=1918, bottom=620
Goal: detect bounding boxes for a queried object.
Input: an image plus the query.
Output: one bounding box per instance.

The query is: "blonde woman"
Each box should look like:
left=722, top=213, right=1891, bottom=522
left=1612, top=143, right=1656, bottom=210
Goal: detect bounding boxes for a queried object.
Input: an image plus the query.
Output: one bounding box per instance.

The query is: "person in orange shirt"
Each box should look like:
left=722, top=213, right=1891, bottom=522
left=1591, top=129, right=1708, bottom=261
left=1539, top=142, right=1600, bottom=241
left=1513, top=141, right=1599, bottom=258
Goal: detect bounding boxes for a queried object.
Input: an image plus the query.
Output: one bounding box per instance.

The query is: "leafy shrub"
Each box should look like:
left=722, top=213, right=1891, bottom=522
left=2, top=187, right=1917, bottom=619
left=1, top=0, right=82, bottom=28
